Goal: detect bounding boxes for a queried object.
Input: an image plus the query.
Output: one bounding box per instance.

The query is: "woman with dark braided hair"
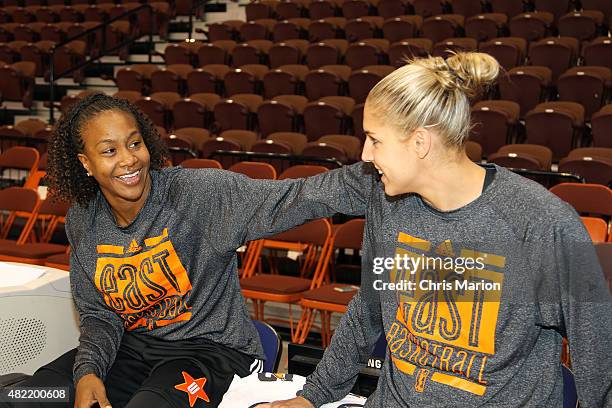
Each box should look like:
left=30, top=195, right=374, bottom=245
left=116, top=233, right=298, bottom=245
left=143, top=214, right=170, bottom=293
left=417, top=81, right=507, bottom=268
left=15, top=93, right=373, bottom=408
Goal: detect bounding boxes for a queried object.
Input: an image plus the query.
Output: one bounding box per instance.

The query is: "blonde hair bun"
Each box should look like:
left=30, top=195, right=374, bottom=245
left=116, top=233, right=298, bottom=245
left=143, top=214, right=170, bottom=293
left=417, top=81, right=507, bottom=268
left=445, top=52, right=500, bottom=99
left=366, top=52, right=500, bottom=147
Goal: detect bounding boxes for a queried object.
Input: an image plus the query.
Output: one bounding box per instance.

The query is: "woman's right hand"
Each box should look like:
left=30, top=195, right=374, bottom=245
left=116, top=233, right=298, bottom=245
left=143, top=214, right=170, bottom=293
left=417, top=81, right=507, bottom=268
left=255, top=396, right=315, bottom=408
left=74, top=374, right=112, bottom=408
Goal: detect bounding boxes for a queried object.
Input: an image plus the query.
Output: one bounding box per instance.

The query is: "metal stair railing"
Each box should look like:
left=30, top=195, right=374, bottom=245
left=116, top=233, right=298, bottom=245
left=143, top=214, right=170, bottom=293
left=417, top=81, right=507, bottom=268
left=48, top=4, right=155, bottom=124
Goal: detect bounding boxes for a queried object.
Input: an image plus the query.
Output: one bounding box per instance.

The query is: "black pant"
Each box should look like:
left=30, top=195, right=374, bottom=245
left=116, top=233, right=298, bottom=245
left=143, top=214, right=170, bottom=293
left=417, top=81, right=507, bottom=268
left=2, top=333, right=259, bottom=408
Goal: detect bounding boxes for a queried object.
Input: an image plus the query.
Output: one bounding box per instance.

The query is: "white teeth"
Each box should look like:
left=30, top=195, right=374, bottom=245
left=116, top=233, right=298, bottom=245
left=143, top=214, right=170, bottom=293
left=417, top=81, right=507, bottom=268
left=118, top=170, right=139, bottom=180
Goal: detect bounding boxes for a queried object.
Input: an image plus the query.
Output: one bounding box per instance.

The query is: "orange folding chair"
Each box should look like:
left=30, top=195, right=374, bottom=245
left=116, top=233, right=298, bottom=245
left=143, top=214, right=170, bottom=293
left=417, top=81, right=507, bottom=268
left=0, top=193, right=69, bottom=265
left=25, top=151, right=48, bottom=190
left=240, top=218, right=334, bottom=342
left=0, top=186, right=40, bottom=251
left=551, top=183, right=612, bottom=244
left=0, top=146, right=39, bottom=189
left=238, top=239, right=265, bottom=279
left=294, top=218, right=365, bottom=346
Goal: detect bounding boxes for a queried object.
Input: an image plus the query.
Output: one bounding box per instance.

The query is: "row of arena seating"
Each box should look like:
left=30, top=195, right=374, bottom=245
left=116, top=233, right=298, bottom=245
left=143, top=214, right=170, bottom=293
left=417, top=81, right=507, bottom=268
left=109, top=60, right=612, bottom=117
left=114, top=63, right=396, bottom=100
left=241, top=0, right=612, bottom=21
left=5, top=79, right=611, bottom=168
left=471, top=100, right=612, bottom=154
left=2, top=72, right=611, bottom=182
left=61, top=87, right=612, bottom=153
left=172, top=141, right=611, bottom=186
left=478, top=145, right=611, bottom=185
left=0, top=21, right=135, bottom=43
left=3, top=6, right=610, bottom=60
left=173, top=137, right=611, bottom=186
left=205, top=14, right=612, bottom=44
left=0, top=0, right=193, bottom=18
left=3, top=33, right=611, bottom=101
left=0, top=5, right=610, bottom=105
left=159, top=36, right=612, bottom=71
left=2, top=12, right=611, bottom=50
left=2, top=109, right=611, bottom=186
left=0, top=3, right=169, bottom=24
left=0, top=2, right=172, bottom=90
left=0, top=31, right=130, bottom=85
left=0, top=0, right=610, bottom=21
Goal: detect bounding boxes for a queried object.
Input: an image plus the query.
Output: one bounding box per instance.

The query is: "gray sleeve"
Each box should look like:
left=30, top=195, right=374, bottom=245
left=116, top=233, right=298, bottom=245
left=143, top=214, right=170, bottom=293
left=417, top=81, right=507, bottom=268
left=209, top=162, right=375, bottom=252
left=298, top=221, right=384, bottom=407
left=66, top=213, right=124, bottom=386
left=552, top=220, right=612, bottom=408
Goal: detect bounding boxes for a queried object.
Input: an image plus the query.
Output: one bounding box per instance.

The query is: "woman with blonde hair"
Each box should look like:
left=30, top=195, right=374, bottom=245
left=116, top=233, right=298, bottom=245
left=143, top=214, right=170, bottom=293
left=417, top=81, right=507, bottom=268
left=259, top=53, right=611, bottom=407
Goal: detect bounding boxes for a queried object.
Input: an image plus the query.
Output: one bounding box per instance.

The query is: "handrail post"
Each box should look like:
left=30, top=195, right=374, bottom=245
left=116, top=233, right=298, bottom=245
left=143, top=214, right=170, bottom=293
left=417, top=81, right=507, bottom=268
left=102, top=18, right=107, bottom=58
left=149, top=5, right=153, bottom=63
left=49, top=48, right=55, bottom=125
left=188, top=6, right=193, bottom=40
left=188, top=0, right=208, bottom=41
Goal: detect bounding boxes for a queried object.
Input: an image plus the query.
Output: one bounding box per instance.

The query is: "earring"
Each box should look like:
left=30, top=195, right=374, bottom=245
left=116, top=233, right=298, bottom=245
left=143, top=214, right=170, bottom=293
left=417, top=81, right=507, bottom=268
left=86, top=172, right=91, bottom=177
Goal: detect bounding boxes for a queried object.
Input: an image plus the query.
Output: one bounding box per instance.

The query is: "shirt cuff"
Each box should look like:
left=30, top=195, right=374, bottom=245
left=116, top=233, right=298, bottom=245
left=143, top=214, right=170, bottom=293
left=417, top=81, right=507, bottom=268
left=296, top=388, right=326, bottom=408
left=73, top=363, right=101, bottom=387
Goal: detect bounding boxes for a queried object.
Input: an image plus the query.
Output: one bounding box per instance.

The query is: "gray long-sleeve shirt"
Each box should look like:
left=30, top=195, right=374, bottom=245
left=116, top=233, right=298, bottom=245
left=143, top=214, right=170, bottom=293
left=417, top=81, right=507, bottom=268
left=300, top=164, right=612, bottom=407
left=66, top=164, right=374, bottom=385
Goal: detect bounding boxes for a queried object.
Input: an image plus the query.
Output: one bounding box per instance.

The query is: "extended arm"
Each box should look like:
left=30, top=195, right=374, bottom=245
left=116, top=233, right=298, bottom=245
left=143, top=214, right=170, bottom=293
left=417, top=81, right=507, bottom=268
left=208, top=162, right=377, bottom=251
left=66, top=214, right=124, bottom=386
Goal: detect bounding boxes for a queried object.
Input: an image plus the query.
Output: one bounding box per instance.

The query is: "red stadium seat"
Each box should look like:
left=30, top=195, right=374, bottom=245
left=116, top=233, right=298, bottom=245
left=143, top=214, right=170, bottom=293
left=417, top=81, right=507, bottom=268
left=592, top=105, right=612, bottom=147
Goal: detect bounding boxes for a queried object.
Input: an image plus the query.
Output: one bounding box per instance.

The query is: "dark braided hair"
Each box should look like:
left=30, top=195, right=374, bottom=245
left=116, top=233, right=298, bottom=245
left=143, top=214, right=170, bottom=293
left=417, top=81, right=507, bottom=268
left=47, top=93, right=169, bottom=207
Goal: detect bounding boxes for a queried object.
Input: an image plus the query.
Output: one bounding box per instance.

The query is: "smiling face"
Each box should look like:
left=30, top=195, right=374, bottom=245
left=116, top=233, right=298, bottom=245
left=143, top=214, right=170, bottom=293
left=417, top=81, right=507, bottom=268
left=361, top=103, right=426, bottom=196
left=77, top=109, right=151, bottom=217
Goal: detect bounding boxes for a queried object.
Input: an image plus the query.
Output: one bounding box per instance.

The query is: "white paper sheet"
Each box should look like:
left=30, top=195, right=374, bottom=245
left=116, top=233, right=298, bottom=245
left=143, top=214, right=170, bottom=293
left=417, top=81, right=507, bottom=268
left=0, top=262, right=46, bottom=288
left=220, top=372, right=367, bottom=407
